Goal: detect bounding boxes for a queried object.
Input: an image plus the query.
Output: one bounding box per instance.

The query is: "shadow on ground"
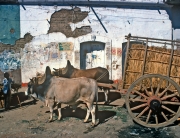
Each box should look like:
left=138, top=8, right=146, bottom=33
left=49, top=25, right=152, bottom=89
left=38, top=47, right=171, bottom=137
left=98, top=91, right=121, bottom=103
left=0, top=92, right=38, bottom=112
left=53, top=106, right=116, bottom=125
left=118, top=124, right=177, bottom=138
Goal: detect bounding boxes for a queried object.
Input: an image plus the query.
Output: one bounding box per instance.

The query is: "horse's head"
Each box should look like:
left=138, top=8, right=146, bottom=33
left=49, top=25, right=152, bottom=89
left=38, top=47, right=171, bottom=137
left=26, top=77, right=38, bottom=98
left=52, top=68, right=60, bottom=76
left=52, top=60, right=74, bottom=77
left=36, top=72, right=43, bottom=77
left=53, top=67, right=67, bottom=76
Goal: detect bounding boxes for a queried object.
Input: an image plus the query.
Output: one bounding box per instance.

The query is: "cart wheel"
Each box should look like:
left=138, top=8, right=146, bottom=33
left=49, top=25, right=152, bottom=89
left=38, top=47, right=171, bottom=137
left=126, top=74, right=180, bottom=128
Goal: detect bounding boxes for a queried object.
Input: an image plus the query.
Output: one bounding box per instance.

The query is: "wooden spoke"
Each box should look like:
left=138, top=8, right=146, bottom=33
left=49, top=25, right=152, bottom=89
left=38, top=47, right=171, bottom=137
left=155, top=115, right=158, bottom=125
left=155, top=79, right=163, bottom=96
left=149, top=78, right=154, bottom=95
left=126, top=74, right=180, bottom=128
left=130, top=92, right=140, bottom=98
left=161, top=105, right=176, bottom=114
left=136, top=106, right=149, bottom=118
left=146, top=109, right=152, bottom=124
left=142, top=84, right=151, bottom=97
left=133, top=90, right=148, bottom=99
left=162, top=101, right=180, bottom=105
left=161, top=93, right=178, bottom=101
left=131, top=103, right=147, bottom=111
left=161, top=111, right=168, bottom=121
left=159, top=84, right=172, bottom=98
left=129, top=98, right=147, bottom=102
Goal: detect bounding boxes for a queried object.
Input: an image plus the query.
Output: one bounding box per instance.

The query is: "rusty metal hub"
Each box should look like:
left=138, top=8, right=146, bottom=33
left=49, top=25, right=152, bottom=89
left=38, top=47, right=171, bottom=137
left=147, top=96, right=162, bottom=112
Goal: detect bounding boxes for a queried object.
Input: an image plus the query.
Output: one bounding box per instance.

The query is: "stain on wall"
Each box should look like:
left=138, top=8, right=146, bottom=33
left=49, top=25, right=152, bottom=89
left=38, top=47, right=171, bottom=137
left=48, top=7, right=92, bottom=37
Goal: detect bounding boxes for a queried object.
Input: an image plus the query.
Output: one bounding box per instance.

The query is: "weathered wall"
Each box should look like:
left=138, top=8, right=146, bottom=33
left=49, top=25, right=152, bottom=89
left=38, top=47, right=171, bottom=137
left=0, top=4, right=174, bottom=84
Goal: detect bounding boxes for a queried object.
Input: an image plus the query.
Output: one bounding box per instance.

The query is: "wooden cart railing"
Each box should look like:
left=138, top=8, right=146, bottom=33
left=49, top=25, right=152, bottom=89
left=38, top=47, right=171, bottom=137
left=122, top=34, right=180, bottom=90
left=122, top=34, right=180, bottom=128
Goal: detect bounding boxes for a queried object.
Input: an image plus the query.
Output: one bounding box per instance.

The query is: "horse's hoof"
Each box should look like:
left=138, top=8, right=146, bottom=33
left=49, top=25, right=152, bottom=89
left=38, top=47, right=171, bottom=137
left=83, top=120, right=88, bottom=123
left=46, top=120, right=52, bottom=123
left=91, top=123, right=95, bottom=128
left=95, top=119, right=99, bottom=125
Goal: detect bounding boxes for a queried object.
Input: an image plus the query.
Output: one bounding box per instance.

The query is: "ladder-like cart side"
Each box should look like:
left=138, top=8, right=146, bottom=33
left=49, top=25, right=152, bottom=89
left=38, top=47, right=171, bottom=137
left=122, top=34, right=180, bottom=128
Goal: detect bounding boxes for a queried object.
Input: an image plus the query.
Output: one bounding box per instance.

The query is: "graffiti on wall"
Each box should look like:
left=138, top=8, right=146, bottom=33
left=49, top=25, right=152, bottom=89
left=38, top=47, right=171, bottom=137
left=86, top=50, right=105, bottom=69
left=22, top=42, right=74, bottom=69
left=117, top=48, right=122, bottom=57
left=0, top=50, right=21, bottom=72
left=59, top=42, right=73, bottom=51
left=111, top=47, right=122, bottom=56
left=112, top=47, right=117, bottom=55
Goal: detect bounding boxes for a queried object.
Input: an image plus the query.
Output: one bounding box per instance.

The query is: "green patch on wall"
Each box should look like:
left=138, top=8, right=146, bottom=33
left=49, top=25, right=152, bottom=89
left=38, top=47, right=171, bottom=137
left=59, top=42, right=73, bottom=51
left=0, top=5, right=20, bottom=45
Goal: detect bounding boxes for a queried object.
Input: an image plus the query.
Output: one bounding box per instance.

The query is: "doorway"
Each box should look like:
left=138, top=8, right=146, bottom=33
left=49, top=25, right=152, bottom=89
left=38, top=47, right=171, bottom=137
left=80, top=41, right=105, bottom=69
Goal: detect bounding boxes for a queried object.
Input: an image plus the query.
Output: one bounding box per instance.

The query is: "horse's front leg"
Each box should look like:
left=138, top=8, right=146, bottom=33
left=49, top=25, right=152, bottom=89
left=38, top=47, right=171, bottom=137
left=47, top=99, right=54, bottom=122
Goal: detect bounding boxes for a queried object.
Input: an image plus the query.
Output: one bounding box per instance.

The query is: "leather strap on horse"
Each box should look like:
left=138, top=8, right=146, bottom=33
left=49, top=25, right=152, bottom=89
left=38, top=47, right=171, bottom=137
left=96, top=70, right=108, bottom=81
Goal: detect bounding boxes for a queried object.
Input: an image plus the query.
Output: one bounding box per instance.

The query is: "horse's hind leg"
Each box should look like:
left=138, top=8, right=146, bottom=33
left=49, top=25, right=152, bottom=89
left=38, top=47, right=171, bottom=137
left=84, top=108, right=90, bottom=123
left=104, top=88, right=110, bottom=105
left=85, top=102, right=96, bottom=127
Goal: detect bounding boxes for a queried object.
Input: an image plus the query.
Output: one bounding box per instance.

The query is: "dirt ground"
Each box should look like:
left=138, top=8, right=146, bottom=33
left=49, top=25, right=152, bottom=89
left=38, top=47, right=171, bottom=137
left=0, top=87, right=180, bottom=138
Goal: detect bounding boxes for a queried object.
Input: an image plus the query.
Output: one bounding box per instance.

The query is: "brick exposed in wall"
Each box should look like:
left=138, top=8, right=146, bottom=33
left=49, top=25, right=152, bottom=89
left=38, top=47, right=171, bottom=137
left=48, top=7, right=92, bottom=37
left=0, top=33, right=33, bottom=53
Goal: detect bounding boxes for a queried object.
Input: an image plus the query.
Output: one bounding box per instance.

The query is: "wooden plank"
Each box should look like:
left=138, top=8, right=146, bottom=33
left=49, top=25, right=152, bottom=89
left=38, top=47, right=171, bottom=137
left=97, top=82, right=113, bottom=89
left=122, top=34, right=131, bottom=88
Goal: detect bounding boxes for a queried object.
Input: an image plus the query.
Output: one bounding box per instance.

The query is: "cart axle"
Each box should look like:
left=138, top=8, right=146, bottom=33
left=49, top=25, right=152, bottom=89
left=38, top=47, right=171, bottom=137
left=147, top=96, right=161, bottom=112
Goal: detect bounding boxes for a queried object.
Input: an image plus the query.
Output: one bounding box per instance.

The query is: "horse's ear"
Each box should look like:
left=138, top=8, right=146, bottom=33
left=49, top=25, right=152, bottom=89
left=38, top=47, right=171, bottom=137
left=45, top=66, right=52, bottom=75
left=67, top=60, right=71, bottom=66
left=45, top=66, right=52, bottom=79
left=36, top=72, right=41, bottom=76
left=53, top=68, right=58, bottom=71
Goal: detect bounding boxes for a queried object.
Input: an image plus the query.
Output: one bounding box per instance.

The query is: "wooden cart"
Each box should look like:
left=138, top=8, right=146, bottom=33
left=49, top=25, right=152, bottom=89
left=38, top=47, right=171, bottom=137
left=122, top=34, right=180, bottom=128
